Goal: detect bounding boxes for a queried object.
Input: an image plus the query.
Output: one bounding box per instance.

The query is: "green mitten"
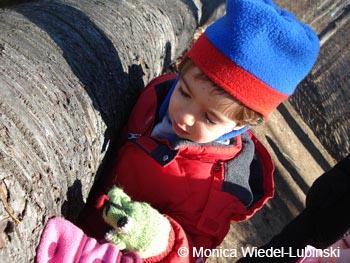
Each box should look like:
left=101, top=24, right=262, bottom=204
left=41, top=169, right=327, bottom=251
left=101, top=186, right=172, bottom=259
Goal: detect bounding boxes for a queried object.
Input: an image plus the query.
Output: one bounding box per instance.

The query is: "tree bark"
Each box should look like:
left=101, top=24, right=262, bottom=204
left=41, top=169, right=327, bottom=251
left=0, top=0, right=216, bottom=261
left=275, top=0, right=350, bottom=161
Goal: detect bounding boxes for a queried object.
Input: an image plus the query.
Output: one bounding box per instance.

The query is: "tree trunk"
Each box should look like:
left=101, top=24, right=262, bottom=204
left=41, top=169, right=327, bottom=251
left=0, top=0, right=218, bottom=261
left=275, top=0, right=350, bottom=161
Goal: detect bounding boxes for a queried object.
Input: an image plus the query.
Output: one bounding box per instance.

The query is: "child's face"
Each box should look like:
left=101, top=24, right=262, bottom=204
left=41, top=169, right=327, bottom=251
left=168, top=65, right=243, bottom=143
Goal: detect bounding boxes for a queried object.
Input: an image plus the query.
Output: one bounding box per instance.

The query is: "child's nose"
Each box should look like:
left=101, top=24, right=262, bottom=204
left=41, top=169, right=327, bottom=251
left=182, top=112, right=195, bottom=126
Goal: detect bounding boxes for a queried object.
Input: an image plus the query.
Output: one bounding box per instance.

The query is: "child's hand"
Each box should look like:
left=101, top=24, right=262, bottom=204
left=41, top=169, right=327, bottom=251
left=101, top=186, right=172, bottom=259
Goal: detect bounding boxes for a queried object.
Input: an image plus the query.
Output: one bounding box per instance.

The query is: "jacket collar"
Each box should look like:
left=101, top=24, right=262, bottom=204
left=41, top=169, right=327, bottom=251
left=169, top=136, right=242, bottom=162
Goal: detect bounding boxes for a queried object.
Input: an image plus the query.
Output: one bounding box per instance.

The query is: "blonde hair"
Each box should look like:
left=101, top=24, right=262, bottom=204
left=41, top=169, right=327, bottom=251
left=177, top=59, right=263, bottom=126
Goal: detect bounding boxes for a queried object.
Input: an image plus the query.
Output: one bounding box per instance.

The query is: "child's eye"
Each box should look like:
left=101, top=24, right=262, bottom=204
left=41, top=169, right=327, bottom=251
left=179, top=87, right=191, bottom=98
left=205, top=113, right=216, bottom=125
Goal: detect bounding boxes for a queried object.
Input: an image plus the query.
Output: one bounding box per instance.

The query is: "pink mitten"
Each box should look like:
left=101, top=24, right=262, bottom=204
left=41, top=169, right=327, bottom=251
left=298, top=235, right=350, bottom=263
left=35, top=217, right=141, bottom=263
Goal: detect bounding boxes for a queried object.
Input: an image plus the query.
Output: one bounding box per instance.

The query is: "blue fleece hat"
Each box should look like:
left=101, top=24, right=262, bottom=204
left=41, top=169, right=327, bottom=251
left=188, top=0, right=320, bottom=119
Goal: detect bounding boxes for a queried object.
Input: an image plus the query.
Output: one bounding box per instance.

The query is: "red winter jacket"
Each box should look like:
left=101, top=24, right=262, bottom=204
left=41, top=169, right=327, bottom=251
left=79, top=73, right=275, bottom=260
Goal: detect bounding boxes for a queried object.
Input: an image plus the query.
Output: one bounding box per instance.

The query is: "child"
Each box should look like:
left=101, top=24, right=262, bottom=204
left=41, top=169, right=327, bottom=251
left=78, top=0, right=320, bottom=260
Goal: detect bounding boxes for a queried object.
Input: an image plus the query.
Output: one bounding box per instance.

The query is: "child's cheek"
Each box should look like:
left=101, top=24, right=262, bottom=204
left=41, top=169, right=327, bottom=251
left=196, top=125, right=214, bottom=143
left=168, top=95, right=177, bottom=120
left=172, top=92, right=182, bottom=110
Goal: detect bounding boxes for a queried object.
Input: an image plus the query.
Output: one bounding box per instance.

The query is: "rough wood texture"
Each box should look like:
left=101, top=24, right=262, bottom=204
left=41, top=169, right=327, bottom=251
left=275, top=0, right=350, bottom=161
left=290, top=15, right=350, bottom=161
left=0, top=0, right=205, bottom=261
left=0, top=0, right=349, bottom=262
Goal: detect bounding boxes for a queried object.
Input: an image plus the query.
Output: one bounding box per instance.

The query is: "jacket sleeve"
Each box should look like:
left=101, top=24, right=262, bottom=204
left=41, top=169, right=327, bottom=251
left=153, top=215, right=194, bottom=263
left=305, top=154, right=350, bottom=248
left=306, top=154, right=350, bottom=209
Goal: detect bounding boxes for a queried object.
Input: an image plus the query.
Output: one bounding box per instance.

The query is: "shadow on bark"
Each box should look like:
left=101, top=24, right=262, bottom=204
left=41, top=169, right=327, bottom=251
left=16, top=2, right=144, bottom=131
left=61, top=179, right=84, bottom=221
left=16, top=2, right=147, bottom=220
left=266, top=135, right=309, bottom=195
left=200, top=0, right=225, bottom=25
left=277, top=103, right=332, bottom=171
left=179, top=0, right=200, bottom=26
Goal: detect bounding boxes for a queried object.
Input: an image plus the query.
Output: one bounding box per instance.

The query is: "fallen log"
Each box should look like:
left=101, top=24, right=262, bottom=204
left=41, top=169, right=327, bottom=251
left=0, top=0, right=222, bottom=260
